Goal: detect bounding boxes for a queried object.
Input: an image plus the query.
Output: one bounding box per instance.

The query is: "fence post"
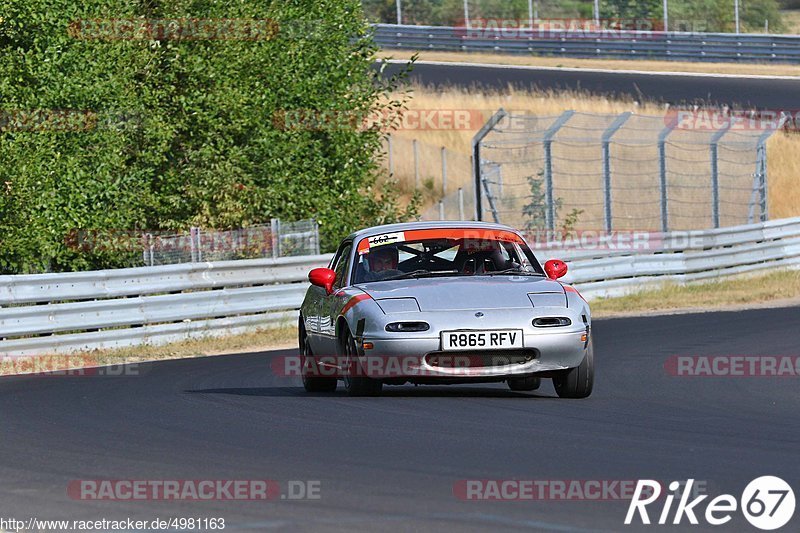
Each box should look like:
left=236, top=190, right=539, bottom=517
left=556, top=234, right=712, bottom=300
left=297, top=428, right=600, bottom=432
left=542, top=110, right=575, bottom=232
left=196, top=227, right=203, bottom=262
left=441, top=146, right=447, bottom=195
left=658, top=117, right=678, bottom=233
left=146, top=233, right=154, bottom=266
left=709, top=122, right=732, bottom=228
left=458, top=187, right=465, bottom=220
left=190, top=227, right=199, bottom=263
left=313, top=218, right=321, bottom=255
left=750, top=113, right=786, bottom=222
left=270, top=218, right=279, bottom=258
left=472, top=108, right=508, bottom=221
left=413, top=139, right=419, bottom=189
left=601, top=112, right=632, bottom=233
left=387, top=135, right=394, bottom=176
left=481, top=179, right=501, bottom=224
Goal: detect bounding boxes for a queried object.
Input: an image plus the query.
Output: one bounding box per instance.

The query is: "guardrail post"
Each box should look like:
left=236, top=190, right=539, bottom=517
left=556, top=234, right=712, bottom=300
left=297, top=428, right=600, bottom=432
left=543, top=110, right=575, bottom=232
left=601, top=112, right=632, bottom=232
left=658, top=116, right=678, bottom=233
left=709, top=122, right=732, bottom=228
left=472, top=108, right=507, bottom=221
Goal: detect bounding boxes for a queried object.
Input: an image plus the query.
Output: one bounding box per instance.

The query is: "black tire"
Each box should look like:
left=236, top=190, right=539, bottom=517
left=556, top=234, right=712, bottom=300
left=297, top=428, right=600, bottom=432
left=553, top=340, right=594, bottom=399
left=341, top=329, right=382, bottom=397
left=507, top=376, right=541, bottom=391
left=300, top=319, right=336, bottom=393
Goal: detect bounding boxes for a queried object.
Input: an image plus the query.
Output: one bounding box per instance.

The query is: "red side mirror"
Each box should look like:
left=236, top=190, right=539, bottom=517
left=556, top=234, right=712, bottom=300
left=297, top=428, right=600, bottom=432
left=544, top=259, right=568, bottom=280
left=309, top=268, right=336, bottom=295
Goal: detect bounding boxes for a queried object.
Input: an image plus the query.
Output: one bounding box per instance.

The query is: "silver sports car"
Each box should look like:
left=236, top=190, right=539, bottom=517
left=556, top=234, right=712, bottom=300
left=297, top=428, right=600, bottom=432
left=299, top=221, right=593, bottom=397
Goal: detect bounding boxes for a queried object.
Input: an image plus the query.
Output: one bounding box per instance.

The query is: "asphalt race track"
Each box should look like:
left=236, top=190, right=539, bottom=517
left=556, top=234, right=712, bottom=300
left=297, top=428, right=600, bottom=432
left=1, top=306, right=798, bottom=532
left=381, top=60, right=800, bottom=109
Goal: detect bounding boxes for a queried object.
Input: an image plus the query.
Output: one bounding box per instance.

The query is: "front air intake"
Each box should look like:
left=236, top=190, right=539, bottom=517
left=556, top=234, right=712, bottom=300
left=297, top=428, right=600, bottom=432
left=385, top=321, right=430, bottom=332
left=532, top=317, right=572, bottom=327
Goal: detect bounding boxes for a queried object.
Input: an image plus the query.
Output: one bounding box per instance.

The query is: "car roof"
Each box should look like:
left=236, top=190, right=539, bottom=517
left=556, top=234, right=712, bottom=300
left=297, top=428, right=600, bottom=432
left=345, top=220, right=522, bottom=242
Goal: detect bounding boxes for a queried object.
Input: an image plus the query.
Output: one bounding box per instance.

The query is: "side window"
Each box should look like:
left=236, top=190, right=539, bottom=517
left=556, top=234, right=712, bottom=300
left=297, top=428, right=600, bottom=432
left=331, top=243, right=353, bottom=290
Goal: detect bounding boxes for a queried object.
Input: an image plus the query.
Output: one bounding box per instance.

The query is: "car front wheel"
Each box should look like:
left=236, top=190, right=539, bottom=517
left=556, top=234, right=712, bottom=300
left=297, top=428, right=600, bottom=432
left=552, top=340, right=594, bottom=399
left=341, top=329, right=382, bottom=397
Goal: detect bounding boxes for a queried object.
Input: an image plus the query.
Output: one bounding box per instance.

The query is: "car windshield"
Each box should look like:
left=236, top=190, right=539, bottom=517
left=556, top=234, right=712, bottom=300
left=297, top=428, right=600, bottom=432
left=352, top=228, right=544, bottom=284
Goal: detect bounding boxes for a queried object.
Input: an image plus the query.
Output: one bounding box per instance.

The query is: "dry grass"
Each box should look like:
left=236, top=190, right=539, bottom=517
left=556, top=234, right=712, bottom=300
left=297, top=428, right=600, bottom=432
left=382, top=50, right=800, bottom=78
left=782, top=10, right=800, bottom=34
left=0, top=326, right=296, bottom=376
left=767, top=132, right=800, bottom=219
left=393, top=83, right=666, bottom=154
left=591, top=269, right=800, bottom=317
left=385, top=84, right=800, bottom=222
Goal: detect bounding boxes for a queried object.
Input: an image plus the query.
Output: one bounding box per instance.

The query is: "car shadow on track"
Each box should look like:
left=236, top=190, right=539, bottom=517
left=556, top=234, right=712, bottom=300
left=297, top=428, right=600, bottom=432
left=185, top=386, right=556, bottom=398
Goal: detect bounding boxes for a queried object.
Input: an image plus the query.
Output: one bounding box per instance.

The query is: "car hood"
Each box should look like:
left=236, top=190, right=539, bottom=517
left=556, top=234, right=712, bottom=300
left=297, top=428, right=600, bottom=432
left=354, top=276, right=566, bottom=311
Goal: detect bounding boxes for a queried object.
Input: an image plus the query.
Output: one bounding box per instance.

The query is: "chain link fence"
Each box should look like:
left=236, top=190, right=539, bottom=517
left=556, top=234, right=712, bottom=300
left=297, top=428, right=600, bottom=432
left=142, top=218, right=320, bottom=266
left=473, top=110, right=785, bottom=232
left=381, top=134, right=477, bottom=221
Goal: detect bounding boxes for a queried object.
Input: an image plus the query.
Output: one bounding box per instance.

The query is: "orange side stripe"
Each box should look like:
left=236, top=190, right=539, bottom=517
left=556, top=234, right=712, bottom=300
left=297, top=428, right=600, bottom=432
left=562, top=284, right=586, bottom=302
left=341, top=293, right=370, bottom=315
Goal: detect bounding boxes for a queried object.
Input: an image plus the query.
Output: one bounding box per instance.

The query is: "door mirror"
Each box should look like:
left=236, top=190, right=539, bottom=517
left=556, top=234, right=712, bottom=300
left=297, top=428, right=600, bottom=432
left=309, top=268, right=336, bottom=295
left=544, top=259, right=568, bottom=280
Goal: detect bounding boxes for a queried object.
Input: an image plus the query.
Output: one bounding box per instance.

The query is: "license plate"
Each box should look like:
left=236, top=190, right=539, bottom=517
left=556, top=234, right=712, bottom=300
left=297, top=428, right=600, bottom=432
left=441, top=330, right=524, bottom=351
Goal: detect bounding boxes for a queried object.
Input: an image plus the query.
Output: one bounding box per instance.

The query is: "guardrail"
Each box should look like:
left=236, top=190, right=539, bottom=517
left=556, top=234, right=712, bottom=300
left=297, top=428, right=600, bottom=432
left=555, top=217, right=800, bottom=298
left=373, top=24, right=800, bottom=63
left=2, top=217, right=799, bottom=356
left=0, top=255, right=332, bottom=356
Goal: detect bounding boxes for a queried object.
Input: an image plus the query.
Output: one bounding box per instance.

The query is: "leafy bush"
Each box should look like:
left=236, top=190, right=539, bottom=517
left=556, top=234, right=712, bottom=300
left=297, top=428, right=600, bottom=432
left=0, top=0, right=415, bottom=273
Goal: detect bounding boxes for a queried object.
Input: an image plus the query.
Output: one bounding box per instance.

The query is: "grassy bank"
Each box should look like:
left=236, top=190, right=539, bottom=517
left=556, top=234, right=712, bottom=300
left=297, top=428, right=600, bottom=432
left=591, top=269, right=800, bottom=316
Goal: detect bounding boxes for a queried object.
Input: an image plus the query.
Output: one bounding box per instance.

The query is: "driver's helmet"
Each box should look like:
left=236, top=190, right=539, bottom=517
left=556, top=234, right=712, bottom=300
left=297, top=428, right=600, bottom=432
left=367, top=245, right=399, bottom=272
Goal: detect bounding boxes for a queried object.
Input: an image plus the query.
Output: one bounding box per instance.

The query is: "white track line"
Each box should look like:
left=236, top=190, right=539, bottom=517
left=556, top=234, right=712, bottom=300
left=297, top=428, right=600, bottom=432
left=384, top=58, right=800, bottom=81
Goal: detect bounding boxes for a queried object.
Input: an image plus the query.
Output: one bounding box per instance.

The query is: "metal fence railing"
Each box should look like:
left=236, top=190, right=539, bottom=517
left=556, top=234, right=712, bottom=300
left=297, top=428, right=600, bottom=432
left=373, top=24, right=800, bottom=63
left=3, top=216, right=800, bottom=355
left=142, top=218, right=320, bottom=266
left=472, top=109, right=785, bottom=233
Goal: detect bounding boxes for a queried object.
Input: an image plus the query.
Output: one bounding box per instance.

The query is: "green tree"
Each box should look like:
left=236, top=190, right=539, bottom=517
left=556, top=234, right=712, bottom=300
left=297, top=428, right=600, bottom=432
left=0, top=0, right=416, bottom=273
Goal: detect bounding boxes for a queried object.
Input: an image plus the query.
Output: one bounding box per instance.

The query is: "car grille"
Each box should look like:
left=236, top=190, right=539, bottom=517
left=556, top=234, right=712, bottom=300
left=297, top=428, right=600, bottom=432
left=424, top=349, right=539, bottom=369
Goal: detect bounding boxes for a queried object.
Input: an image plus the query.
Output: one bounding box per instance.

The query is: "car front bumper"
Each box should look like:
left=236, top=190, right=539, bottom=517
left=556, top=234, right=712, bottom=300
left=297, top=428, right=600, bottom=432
left=358, top=328, right=589, bottom=379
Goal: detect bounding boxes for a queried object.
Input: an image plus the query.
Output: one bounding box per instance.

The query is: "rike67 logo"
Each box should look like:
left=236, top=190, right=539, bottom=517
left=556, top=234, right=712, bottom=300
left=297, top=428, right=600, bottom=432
left=626, top=477, right=795, bottom=530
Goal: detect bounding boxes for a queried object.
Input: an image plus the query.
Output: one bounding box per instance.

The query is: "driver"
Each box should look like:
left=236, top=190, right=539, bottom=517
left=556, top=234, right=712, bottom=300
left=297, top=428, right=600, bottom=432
left=368, top=245, right=399, bottom=273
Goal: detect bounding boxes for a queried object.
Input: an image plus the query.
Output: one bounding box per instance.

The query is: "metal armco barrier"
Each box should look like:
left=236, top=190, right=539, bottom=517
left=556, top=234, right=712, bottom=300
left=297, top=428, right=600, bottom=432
left=2, top=217, right=800, bottom=355
left=555, top=217, right=800, bottom=298
left=373, top=24, right=800, bottom=63
left=0, top=255, right=333, bottom=356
